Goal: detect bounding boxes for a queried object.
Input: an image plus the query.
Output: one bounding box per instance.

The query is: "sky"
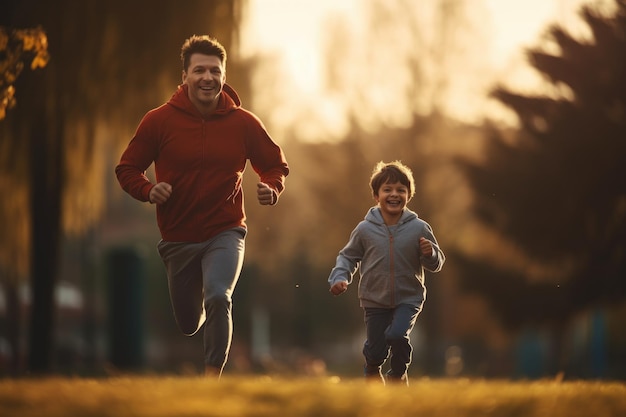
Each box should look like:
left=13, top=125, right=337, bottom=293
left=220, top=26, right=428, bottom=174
left=485, top=0, right=585, bottom=67
left=239, top=0, right=600, bottom=136
left=243, top=0, right=579, bottom=71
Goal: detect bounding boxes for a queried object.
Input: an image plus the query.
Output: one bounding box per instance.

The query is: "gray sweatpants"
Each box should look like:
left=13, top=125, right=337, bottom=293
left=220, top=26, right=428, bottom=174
left=157, top=227, right=246, bottom=371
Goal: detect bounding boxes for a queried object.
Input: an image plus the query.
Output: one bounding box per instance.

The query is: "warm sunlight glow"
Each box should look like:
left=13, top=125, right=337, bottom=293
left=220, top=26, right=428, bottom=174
left=241, top=0, right=361, bottom=93
left=241, top=0, right=597, bottom=138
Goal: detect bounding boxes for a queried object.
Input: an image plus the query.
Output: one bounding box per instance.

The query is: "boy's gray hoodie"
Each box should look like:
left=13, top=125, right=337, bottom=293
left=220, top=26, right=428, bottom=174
left=328, top=207, right=445, bottom=308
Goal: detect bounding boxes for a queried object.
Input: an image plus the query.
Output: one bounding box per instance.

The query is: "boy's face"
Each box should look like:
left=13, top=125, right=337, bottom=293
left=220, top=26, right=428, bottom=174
left=375, top=181, right=409, bottom=218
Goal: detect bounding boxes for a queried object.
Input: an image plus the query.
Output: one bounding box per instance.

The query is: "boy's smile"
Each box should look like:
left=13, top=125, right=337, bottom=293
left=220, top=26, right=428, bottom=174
left=375, top=181, right=409, bottom=224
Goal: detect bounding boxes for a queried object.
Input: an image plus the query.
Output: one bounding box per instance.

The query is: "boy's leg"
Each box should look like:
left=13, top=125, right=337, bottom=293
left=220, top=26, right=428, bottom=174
left=386, top=303, right=421, bottom=384
left=157, top=241, right=205, bottom=336
left=363, top=307, right=393, bottom=383
left=200, top=228, right=246, bottom=375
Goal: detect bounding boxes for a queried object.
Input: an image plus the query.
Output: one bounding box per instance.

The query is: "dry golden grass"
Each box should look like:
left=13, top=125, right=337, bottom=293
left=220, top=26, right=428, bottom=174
left=0, top=375, right=625, bottom=417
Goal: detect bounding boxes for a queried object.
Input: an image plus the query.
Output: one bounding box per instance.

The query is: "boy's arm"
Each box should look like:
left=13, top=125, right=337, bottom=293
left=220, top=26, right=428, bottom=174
left=328, top=258, right=356, bottom=296
left=420, top=224, right=445, bottom=273
left=420, top=240, right=445, bottom=273
left=328, top=228, right=362, bottom=295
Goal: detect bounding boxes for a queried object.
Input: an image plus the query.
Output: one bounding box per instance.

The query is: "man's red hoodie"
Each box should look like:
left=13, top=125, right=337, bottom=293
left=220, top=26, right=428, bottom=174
left=115, top=83, right=289, bottom=242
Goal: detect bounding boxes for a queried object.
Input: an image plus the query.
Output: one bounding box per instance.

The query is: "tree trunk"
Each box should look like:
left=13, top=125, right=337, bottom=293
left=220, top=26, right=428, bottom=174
left=27, top=109, right=63, bottom=374
left=5, top=277, right=21, bottom=376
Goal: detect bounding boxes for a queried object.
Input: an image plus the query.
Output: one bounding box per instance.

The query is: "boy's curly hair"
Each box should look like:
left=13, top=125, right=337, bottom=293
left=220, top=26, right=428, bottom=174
left=369, top=160, right=415, bottom=199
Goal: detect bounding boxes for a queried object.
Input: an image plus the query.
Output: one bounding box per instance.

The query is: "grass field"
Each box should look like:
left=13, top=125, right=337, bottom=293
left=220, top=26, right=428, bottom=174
left=0, top=375, right=625, bottom=417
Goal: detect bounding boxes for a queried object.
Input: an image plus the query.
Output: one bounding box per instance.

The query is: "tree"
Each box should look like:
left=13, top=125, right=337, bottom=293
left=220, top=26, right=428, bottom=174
left=0, top=25, right=49, bottom=375
left=0, top=27, right=48, bottom=120
left=458, top=0, right=626, bottom=329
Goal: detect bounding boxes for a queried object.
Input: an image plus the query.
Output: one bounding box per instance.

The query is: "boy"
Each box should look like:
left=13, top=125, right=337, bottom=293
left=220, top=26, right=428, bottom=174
left=328, top=161, right=444, bottom=385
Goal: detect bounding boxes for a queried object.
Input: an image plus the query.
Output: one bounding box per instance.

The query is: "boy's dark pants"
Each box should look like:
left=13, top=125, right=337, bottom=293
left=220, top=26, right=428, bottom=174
left=363, top=304, right=421, bottom=377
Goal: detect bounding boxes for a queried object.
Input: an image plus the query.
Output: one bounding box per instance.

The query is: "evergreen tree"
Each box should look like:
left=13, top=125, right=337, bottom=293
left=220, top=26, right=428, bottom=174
left=458, top=0, right=626, bottom=328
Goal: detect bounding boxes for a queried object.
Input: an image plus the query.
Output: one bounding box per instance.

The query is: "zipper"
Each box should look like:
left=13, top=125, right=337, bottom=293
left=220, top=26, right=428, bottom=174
left=387, top=227, right=395, bottom=306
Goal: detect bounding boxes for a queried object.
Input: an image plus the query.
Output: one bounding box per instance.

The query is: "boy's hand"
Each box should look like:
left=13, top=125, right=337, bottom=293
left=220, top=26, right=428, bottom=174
left=419, top=237, right=434, bottom=257
left=330, top=281, right=348, bottom=296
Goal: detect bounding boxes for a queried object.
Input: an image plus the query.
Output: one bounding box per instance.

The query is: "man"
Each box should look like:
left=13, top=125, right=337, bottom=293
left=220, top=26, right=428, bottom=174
left=115, top=35, right=289, bottom=377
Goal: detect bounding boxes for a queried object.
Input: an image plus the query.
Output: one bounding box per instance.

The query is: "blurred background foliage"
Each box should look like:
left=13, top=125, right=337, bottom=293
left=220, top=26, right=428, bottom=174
left=0, top=0, right=624, bottom=380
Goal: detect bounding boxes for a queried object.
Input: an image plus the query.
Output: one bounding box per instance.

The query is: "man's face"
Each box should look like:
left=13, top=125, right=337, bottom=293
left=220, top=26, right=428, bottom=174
left=182, top=53, right=225, bottom=112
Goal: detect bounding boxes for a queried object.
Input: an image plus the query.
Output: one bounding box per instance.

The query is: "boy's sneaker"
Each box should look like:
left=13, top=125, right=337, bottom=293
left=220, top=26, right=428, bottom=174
left=385, top=371, right=409, bottom=386
left=364, top=364, right=385, bottom=385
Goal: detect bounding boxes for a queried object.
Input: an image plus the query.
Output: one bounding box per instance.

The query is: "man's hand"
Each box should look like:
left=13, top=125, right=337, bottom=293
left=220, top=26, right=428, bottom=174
left=257, top=182, right=276, bottom=205
left=149, top=182, right=172, bottom=204
left=330, top=281, right=348, bottom=296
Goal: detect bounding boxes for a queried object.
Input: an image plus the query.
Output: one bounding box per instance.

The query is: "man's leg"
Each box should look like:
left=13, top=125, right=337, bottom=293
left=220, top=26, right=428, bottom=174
left=200, top=228, right=246, bottom=376
left=157, top=241, right=205, bottom=336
